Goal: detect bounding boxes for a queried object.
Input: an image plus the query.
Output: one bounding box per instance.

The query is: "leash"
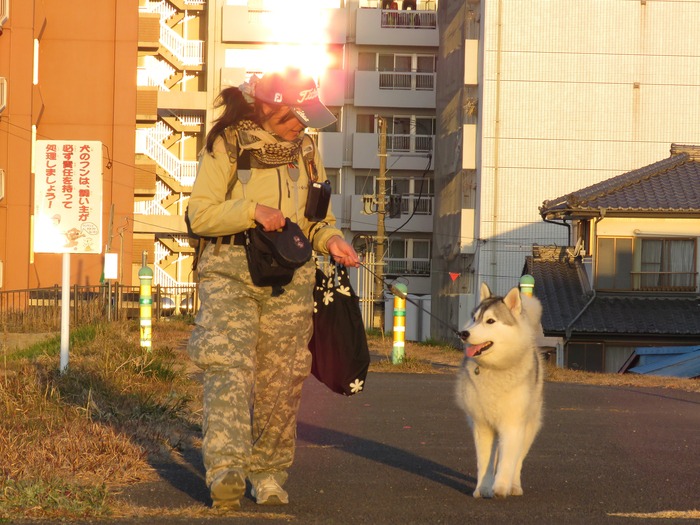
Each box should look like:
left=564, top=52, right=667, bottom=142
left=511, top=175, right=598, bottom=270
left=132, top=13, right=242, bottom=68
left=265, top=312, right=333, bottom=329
left=356, top=261, right=467, bottom=341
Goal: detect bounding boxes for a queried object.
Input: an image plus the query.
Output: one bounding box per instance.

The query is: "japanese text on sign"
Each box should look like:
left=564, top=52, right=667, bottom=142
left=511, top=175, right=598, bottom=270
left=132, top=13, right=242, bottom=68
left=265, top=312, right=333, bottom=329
left=33, top=140, right=103, bottom=254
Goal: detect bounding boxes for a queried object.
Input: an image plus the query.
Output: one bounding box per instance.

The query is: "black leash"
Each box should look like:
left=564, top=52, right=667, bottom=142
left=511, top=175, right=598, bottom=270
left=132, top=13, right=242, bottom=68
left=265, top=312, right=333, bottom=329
left=357, top=261, right=467, bottom=341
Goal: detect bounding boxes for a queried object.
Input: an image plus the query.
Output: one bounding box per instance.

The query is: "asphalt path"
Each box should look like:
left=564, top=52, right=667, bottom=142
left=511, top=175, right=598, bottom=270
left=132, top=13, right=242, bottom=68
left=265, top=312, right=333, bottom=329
left=18, top=372, right=700, bottom=525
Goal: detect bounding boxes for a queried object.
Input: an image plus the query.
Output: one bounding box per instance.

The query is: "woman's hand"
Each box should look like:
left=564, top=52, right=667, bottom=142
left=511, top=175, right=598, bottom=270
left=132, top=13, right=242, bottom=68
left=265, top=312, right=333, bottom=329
left=254, top=204, right=286, bottom=231
left=326, top=235, right=360, bottom=268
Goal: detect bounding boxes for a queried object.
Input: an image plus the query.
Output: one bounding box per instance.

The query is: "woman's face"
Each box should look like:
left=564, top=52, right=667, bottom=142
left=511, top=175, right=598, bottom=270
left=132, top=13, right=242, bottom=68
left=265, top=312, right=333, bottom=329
left=261, top=103, right=306, bottom=141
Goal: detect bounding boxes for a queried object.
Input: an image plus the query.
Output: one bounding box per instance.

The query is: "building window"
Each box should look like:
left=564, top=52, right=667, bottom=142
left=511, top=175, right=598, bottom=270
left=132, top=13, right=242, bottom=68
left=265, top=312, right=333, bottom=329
left=566, top=343, right=634, bottom=373
left=565, top=342, right=604, bottom=372
left=325, top=168, right=340, bottom=194
left=634, top=237, right=696, bottom=291
left=386, top=238, right=431, bottom=276
left=596, top=237, right=633, bottom=290
left=596, top=236, right=697, bottom=292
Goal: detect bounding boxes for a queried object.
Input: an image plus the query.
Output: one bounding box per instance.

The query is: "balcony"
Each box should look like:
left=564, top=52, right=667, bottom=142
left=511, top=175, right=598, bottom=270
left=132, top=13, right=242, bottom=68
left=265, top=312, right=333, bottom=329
left=385, top=257, right=431, bottom=277
left=352, top=132, right=434, bottom=171
left=350, top=194, right=433, bottom=233
left=222, top=5, right=346, bottom=44
left=356, top=7, right=438, bottom=46
left=631, top=272, right=697, bottom=293
left=354, top=71, right=435, bottom=108
left=316, top=132, right=344, bottom=169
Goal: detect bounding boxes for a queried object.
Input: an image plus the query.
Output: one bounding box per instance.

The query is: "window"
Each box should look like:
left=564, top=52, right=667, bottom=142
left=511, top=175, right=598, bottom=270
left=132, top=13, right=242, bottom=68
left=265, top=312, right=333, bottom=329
left=358, top=52, right=376, bottom=72
left=596, top=237, right=633, bottom=290
left=634, top=237, right=696, bottom=291
left=0, top=0, right=7, bottom=29
left=386, top=238, right=431, bottom=275
left=596, top=236, right=697, bottom=292
left=0, top=77, right=6, bottom=114
left=566, top=343, right=633, bottom=373
left=325, top=168, right=340, bottom=194
left=565, top=342, right=604, bottom=372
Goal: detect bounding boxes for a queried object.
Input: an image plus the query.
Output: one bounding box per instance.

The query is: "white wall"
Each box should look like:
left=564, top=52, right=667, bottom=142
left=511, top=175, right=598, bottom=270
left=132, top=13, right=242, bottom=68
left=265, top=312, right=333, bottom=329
left=476, top=0, right=700, bottom=295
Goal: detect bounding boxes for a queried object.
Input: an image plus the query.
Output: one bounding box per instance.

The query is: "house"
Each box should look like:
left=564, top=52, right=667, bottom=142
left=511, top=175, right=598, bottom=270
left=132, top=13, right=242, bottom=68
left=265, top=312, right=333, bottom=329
left=529, top=144, right=700, bottom=376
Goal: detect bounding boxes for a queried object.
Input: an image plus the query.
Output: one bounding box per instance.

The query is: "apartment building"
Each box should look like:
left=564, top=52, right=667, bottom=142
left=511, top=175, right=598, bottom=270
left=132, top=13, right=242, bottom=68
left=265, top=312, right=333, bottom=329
left=6, top=0, right=698, bottom=344
left=432, top=0, right=700, bottom=341
left=0, top=0, right=139, bottom=290
left=135, top=0, right=439, bottom=321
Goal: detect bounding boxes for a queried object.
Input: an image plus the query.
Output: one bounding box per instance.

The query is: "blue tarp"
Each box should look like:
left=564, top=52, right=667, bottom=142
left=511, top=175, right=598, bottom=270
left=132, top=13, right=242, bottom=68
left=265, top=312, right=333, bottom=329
left=629, top=348, right=700, bottom=379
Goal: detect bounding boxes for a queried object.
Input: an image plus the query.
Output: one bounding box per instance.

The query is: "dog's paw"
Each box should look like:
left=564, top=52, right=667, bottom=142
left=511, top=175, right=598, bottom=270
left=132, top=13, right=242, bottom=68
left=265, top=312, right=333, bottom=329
left=474, top=486, right=494, bottom=499
left=511, top=484, right=523, bottom=497
left=492, top=483, right=510, bottom=498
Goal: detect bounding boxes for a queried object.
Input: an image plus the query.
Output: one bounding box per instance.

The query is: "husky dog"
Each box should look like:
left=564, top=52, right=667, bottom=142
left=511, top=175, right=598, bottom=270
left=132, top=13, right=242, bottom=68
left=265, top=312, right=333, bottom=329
left=455, top=282, right=544, bottom=498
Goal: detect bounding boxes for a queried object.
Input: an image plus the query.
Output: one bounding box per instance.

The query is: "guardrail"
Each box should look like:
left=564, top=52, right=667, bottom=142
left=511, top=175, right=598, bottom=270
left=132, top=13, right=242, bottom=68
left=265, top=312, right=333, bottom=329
left=0, top=283, right=200, bottom=332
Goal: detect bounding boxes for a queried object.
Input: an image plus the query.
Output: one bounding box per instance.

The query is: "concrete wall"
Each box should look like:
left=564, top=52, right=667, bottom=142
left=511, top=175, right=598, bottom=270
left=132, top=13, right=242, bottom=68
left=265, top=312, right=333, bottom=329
left=0, top=0, right=139, bottom=289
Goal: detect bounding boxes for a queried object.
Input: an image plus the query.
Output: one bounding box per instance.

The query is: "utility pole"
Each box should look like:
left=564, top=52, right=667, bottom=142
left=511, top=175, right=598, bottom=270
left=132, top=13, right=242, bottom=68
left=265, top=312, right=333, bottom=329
left=374, top=117, right=388, bottom=330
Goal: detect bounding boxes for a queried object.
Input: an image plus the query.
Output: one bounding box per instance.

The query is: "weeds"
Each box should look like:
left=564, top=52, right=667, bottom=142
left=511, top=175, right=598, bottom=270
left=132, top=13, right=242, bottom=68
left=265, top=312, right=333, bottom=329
left=0, top=478, right=110, bottom=520
left=0, top=319, right=199, bottom=520
left=0, top=319, right=697, bottom=521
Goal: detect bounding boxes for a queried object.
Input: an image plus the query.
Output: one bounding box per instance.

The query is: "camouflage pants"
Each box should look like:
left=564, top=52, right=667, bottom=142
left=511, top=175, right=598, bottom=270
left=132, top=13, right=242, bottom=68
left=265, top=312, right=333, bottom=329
left=187, top=241, right=314, bottom=488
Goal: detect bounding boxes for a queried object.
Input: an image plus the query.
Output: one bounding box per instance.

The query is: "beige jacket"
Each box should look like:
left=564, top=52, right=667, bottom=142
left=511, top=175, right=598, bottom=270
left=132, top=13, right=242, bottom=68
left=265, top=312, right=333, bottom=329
left=187, top=131, right=342, bottom=253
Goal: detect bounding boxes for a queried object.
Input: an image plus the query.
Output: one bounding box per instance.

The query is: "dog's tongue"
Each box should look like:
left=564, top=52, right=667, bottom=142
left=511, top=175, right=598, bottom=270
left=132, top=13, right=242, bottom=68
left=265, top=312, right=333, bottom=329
left=466, top=342, right=488, bottom=358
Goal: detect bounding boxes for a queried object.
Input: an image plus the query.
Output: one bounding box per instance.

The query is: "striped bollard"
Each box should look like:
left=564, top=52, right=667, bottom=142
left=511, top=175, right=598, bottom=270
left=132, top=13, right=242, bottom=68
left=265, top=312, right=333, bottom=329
left=520, top=274, right=535, bottom=297
left=392, top=283, right=407, bottom=364
left=138, top=251, right=153, bottom=352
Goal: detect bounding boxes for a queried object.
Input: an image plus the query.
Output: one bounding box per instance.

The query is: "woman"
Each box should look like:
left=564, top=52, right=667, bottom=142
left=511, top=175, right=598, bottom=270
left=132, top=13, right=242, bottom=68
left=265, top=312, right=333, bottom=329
left=187, top=69, right=359, bottom=509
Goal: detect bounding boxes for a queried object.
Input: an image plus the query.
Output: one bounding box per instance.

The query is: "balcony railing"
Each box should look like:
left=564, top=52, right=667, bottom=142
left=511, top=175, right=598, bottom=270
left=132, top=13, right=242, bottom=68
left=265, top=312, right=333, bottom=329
left=142, top=0, right=204, bottom=67
left=160, top=21, right=204, bottom=66
left=388, top=133, right=434, bottom=153
left=385, top=257, right=431, bottom=276
left=137, top=122, right=198, bottom=187
left=631, top=271, right=697, bottom=292
left=379, top=71, right=435, bottom=91
left=401, top=194, right=433, bottom=215
left=381, top=10, right=437, bottom=29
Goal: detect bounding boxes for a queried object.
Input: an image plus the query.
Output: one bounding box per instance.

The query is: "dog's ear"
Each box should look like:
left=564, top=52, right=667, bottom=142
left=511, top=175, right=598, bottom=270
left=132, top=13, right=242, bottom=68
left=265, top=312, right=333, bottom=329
left=480, top=282, right=492, bottom=300
left=503, top=287, right=522, bottom=316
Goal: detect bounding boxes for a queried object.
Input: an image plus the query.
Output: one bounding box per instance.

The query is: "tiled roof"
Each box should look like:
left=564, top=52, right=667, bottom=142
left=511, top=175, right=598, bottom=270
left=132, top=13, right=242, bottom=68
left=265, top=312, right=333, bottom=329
left=524, top=246, right=700, bottom=338
left=540, top=144, right=700, bottom=219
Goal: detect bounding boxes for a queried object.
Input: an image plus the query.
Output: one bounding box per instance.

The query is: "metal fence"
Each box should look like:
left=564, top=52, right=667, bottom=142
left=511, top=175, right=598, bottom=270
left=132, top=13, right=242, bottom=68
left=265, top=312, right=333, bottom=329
left=0, top=283, right=199, bottom=332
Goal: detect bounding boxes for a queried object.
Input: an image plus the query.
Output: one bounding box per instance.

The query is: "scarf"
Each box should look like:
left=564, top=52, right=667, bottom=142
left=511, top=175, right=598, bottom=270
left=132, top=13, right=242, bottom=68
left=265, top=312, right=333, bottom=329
left=234, top=120, right=302, bottom=168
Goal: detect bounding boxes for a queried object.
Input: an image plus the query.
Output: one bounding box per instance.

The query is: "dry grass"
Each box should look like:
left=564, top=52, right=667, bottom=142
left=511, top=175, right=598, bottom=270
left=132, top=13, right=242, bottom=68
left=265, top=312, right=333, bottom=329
left=368, top=332, right=700, bottom=393
left=0, top=319, right=199, bottom=520
left=0, top=322, right=697, bottom=520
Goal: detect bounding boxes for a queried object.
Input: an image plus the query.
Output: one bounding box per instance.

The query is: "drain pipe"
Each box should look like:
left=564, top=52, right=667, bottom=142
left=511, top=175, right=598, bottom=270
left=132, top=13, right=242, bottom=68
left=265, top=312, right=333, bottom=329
left=543, top=217, right=570, bottom=241
left=564, top=210, right=606, bottom=342
left=564, top=289, right=596, bottom=342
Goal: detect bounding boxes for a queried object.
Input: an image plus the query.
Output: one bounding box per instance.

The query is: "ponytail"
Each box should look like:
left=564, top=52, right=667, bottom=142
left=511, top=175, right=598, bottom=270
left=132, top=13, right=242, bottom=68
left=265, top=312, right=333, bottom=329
left=205, top=87, right=255, bottom=153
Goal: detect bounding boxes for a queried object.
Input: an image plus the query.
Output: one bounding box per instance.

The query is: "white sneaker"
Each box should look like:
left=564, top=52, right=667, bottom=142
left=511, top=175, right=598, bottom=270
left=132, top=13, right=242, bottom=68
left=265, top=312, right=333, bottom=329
left=210, top=469, right=246, bottom=509
left=251, top=476, right=289, bottom=505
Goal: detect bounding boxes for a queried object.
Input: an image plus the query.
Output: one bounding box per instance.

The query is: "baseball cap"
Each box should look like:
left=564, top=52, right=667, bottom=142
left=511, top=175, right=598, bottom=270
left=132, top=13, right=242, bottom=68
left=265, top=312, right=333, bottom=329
left=253, top=69, right=337, bottom=129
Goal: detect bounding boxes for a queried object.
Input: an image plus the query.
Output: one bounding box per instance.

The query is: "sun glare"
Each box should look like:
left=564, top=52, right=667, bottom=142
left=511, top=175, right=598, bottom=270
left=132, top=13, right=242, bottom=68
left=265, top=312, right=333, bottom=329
left=251, top=3, right=336, bottom=80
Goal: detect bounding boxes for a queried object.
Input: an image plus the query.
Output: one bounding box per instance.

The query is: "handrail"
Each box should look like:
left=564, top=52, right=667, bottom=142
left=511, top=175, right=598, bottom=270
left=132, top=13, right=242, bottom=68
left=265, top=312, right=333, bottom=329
left=378, top=71, right=435, bottom=91
left=159, top=21, right=203, bottom=66
left=140, top=123, right=198, bottom=187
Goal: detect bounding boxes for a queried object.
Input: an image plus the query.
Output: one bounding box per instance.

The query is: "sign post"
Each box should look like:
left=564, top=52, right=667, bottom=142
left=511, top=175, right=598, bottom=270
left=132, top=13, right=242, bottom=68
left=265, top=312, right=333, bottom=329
left=33, top=140, right=103, bottom=373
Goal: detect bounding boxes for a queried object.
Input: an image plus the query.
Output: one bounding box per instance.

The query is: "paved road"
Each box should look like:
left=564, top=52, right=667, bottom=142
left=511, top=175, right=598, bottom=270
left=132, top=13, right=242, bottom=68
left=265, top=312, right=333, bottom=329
left=20, top=372, right=700, bottom=525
